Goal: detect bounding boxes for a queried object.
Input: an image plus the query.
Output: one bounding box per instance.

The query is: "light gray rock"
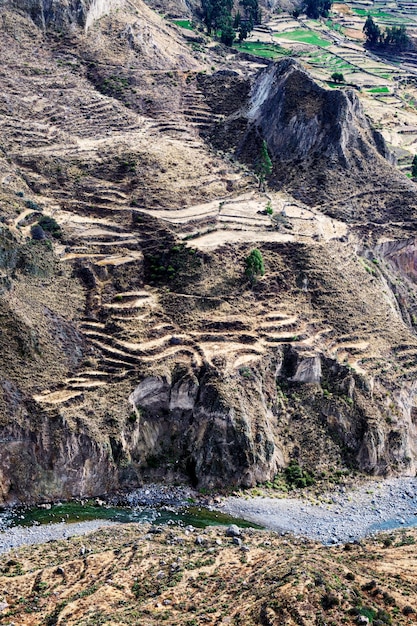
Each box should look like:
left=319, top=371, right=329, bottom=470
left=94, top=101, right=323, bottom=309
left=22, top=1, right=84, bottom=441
left=225, top=524, right=241, bottom=538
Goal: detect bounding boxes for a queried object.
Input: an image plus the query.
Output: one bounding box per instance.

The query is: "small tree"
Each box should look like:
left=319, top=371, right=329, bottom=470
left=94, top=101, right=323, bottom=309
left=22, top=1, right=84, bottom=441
left=330, top=71, right=344, bottom=83
left=233, top=11, right=241, bottom=27
left=245, top=248, right=265, bottom=282
left=412, top=154, right=417, bottom=178
left=256, top=140, right=273, bottom=191
left=239, top=21, right=249, bottom=41
left=219, top=15, right=235, bottom=45
left=363, top=14, right=381, bottom=47
left=382, top=24, right=411, bottom=50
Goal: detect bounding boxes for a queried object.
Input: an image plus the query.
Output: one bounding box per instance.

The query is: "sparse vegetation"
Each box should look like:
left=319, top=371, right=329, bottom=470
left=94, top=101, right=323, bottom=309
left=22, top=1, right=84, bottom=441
left=38, top=215, right=62, bottom=239
left=255, top=140, right=272, bottom=191
left=284, top=460, right=315, bottom=488
left=244, top=248, right=265, bottom=281
left=0, top=524, right=414, bottom=625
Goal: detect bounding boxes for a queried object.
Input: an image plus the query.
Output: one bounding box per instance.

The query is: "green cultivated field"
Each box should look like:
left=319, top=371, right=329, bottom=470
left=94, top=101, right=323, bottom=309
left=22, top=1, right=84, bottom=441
left=306, top=51, right=355, bottom=71
left=367, top=86, right=390, bottom=93
left=173, top=19, right=194, bottom=30
left=274, top=29, right=332, bottom=47
left=351, top=7, right=409, bottom=23
left=234, top=41, right=291, bottom=58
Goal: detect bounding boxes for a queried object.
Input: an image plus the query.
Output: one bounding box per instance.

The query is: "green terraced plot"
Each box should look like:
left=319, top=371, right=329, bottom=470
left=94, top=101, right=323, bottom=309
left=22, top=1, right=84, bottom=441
left=306, top=52, right=354, bottom=71
left=352, top=8, right=391, bottom=18
left=367, top=86, right=390, bottom=93
left=351, top=8, right=409, bottom=23
left=274, top=29, right=332, bottom=47
left=173, top=19, right=194, bottom=30
left=326, top=19, right=343, bottom=32
left=234, top=42, right=291, bottom=58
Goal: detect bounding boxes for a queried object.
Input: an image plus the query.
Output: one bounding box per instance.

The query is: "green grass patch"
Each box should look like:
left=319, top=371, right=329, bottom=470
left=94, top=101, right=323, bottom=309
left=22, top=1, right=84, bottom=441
left=274, top=29, right=332, bottom=47
left=367, top=86, right=390, bottom=93
left=173, top=19, right=194, bottom=30
left=234, top=41, right=291, bottom=58
left=352, top=8, right=389, bottom=18
left=326, top=18, right=343, bottom=32
left=351, top=7, right=409, bottom=23
left=306, top=52, right=355, bottom=73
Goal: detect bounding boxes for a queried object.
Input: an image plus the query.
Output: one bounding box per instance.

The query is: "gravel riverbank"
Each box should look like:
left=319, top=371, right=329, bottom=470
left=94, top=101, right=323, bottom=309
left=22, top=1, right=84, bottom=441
left=0, top=520, right=116, bottom=554
left=2, top=478, right=417, bottom=554
left=217, top=477, right=417, bottom=544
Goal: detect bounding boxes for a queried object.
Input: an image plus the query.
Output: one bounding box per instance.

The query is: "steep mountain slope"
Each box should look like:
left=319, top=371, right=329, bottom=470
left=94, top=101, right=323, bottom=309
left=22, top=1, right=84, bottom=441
left=210, top=58, right=417, bottom=222
left=2, top=0, right=417, bottom=504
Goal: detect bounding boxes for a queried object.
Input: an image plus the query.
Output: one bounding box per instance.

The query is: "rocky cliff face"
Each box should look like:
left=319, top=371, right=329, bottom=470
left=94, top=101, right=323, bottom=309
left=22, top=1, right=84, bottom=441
left=122, top=346, right=417, bottom=489
left=246, top=59, right=391, bottom=168
left=211, top=58, right=417, bottom=222
left=7, top=0, right=122, bottom=30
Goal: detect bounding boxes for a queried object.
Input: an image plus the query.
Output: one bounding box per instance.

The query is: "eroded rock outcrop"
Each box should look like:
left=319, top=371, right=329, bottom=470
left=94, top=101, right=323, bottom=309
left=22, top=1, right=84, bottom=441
left=6, top=0, right=123, bottom=30
left=126, top=365, right=284, bottom=488
left=0, top=399, right=118, bottom=504
left=247, top=59, right=392, bottom=167
left=211, top=59, right=417, bottom=221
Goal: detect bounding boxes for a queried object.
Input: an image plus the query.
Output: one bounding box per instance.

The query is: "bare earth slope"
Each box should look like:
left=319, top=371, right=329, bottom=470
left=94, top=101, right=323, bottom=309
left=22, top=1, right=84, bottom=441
left=3, top=0, right=417, bottom=503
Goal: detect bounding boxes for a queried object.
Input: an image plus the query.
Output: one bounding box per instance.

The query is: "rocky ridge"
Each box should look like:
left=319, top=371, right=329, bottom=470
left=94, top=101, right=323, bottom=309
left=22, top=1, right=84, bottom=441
left=210, top=58, right=417, bottom=221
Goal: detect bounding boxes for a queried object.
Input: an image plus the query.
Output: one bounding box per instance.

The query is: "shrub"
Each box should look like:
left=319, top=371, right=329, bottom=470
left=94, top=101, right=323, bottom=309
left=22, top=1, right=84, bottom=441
left=285, top=461, right=315, bottom=488
left=321, top=592, right=339, bottom=610
left=362, top=580, right=377, bottom=591
left=38, top=215, right=61, bottom=238
left=403, top=606, right=415, bottom=616
left=331, top=72, right=344, bottom=83
left=375, top=608, right=392, bottom=623
left=245, top=248, right=265, bottom=282
left=25, top=199, right=42, bottom=211
left=31, top=224, right=46, bottom=240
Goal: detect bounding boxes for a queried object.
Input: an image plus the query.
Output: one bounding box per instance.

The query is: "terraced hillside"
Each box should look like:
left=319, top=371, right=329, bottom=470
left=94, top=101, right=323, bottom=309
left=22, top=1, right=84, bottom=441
left=2, top=0, right=417, bottom=502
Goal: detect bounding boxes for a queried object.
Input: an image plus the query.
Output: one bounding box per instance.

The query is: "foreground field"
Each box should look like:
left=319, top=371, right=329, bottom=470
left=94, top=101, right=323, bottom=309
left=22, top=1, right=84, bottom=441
left=0, top=523, right=416, bottom=625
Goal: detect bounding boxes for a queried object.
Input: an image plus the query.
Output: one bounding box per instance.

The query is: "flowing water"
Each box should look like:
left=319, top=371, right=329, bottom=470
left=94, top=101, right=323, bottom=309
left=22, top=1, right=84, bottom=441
left=0, top=501, right=261, bottom=532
